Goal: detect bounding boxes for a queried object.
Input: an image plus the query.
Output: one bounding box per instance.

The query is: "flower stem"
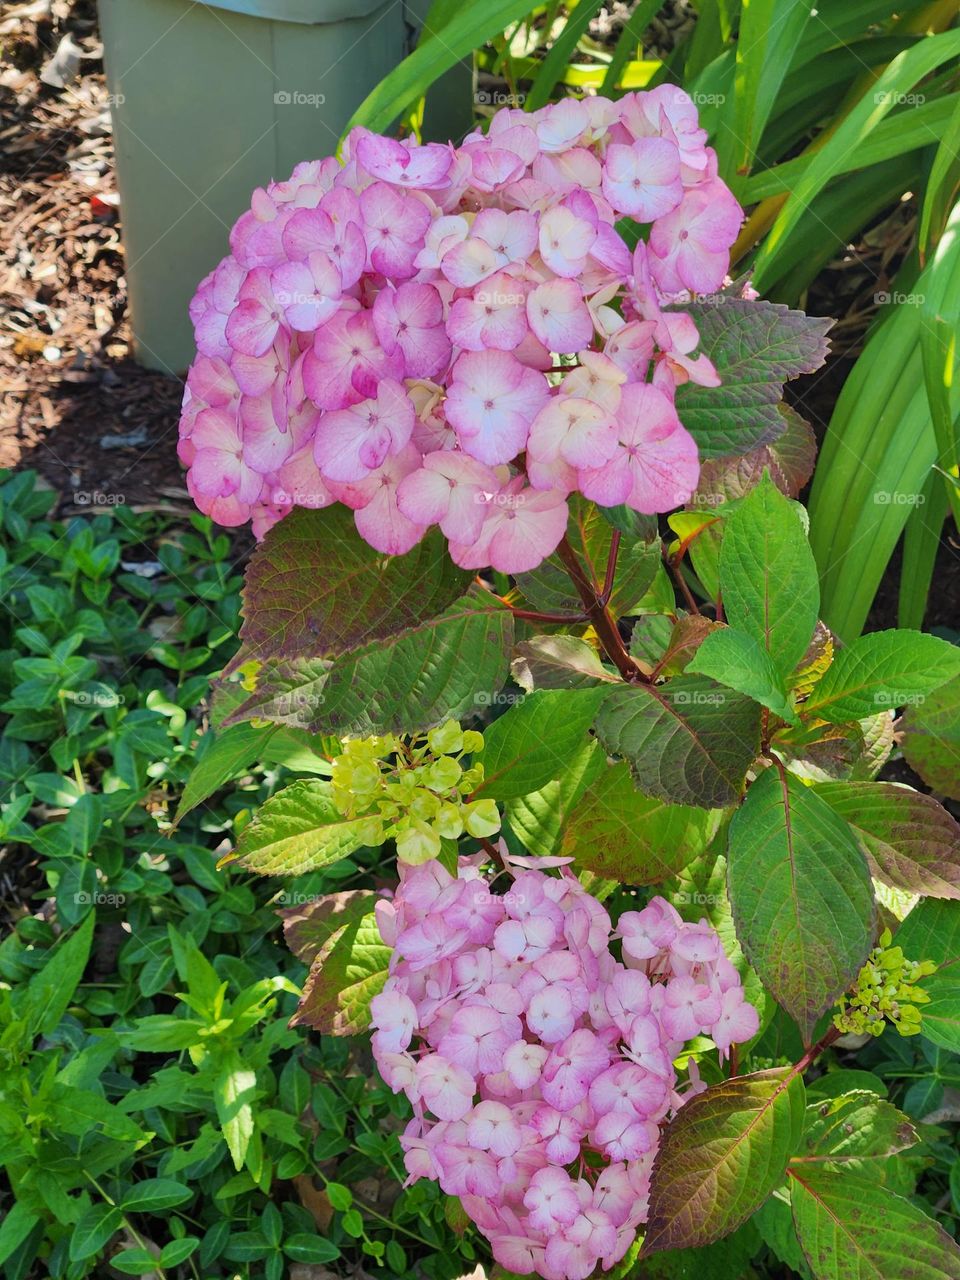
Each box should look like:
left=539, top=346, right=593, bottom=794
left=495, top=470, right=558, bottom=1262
left=556, top=535, right=647, bottom=682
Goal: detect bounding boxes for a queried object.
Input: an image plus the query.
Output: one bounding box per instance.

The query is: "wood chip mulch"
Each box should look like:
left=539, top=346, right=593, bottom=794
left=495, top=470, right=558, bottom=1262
left=1, top=0, right=189, bottom=515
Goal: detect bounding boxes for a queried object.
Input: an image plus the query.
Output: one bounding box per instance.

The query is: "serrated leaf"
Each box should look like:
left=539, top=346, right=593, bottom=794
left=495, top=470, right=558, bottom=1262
left=561, top=761, right=720, bottom=884
left=672, top=299, right=832, bottom=459
left=902, top=672, right=960, bottom=800
left=694, top=403, right=817, bottom=503
left=652, top=614, right=721, bottom=677
left=596, top=676, right=761, bottom=808
left=230, top=593, right=514, bottom=736
left=234, top=506, right=468, bottom=663
left=291, top=903, right=390, bottom=1035
left=789, top=1169, right=960, bottom=1279
left=174, top=721, right=279, bottom=824
left=232, top=780, right=374, bottom=877
left=280, top=890, right=379, bottom=965
left=894, top=899, right=960, bottom=1053
left=687, top=626, right=798, bottom=723
left=804, top=630, right=960, bottom=724
left=507, top=738, right=604, bottom=857
left=515, top=496, right=660, bottom=617
left=719, top=472, right=820, bottom=678
left=791, top=1092, right=917, bottom=1172
left=727, top=767, right=875, bottom=1038
left=813, top=781, right=960, bottom=900
left=792, top=622, right=835, bottom=699
left=642, top=1067, right=805, bottom=1254
left=475, top=688, right=606, bottom=801
left=511, top=635, right=616, bottom=691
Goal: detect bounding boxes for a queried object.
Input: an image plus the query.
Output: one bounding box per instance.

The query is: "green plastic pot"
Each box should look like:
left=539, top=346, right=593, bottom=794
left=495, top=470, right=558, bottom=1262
left=99, top=0, right=472, bottom=373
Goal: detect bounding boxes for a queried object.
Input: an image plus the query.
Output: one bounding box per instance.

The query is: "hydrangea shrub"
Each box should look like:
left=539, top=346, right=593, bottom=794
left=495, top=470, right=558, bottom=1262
left=182, top=93, right=960, bottom=1280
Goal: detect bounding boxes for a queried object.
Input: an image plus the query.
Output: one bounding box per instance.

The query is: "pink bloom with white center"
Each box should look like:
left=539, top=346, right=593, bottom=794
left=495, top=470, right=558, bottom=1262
left=661, top=975, right=724, bottom=1041
left=180, top=91, right=747, bottom=579
left=449, top=481, right=569, bottom=575
left=417, top=1054, right=476, bottom=1121
left=313, top=379, right=414, bottom=482
left=370, top=859, right=756, bottom=1280
left=577, top=382, right=699, bottom=512
left=372, top=282, right=451, bottom=380
left=602, top=138, right=683, bottom=220
left=445, top=350, right=549, bottom=465
left=395, top=450, right=501, bottom=545
left=446, top=271, right=530, bottom=351
left=648, top=180, right=743, bottom=295
left=710, top=987, right=760, bottom=1056
left=526, top=278, right=594, bottom=353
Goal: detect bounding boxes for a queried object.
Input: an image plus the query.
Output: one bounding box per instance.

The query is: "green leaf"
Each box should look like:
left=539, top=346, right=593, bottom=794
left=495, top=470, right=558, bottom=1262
left=903, top=673, right=960, bottom=801
left=475, top=688, right=606, bottom=801
left=291, top=900, right=390, bottom=1035
left=232, top=592, right=514, bottom=736
left=17, top=913, right=94, bottom=1038
left=284, top=1233, right=340, bottom=1263
left=281, top=889, right=380, bottom=965
left=694, top=403, right=818, bottom=504
left=789, top=1169, right=960, bottom=1279
left=813, top=781, right=960, bottom=900
left=727, top=767, right=875, bottom=1038
left=511, top=635, right=617, bottom=691
left=120, top=1015, right=208, bottom=1051
left=0, top=1203, right=40, bottom=1268
left=120, top=1179, right=193, bottom=1212
left=672, top=300, right=832, bottom=459
left=344, top=0, right=545, bottom=134
left=69, top=1204, right=122, bottom=1262
left=46, top=1084, right=147, bottom=1143
left=804, top=630, right=960, bottom=723
left=174, top=721, right=278, bottom=823
left=894, top=899, right=960, bottom=1054
left=642, top=1068, right=805, bottom=1255
left=596, top=676, right=762, bottom=808
left=791, top=1092, right=917, bottom=1172
left=560, top=761, right=720, bottom=884
left=687, top=626, right=798, bottom=723
left=515, top=496, right=660, bottom=618
left=232, top=780, right=375, bottom=877
left=235, top=506, right=468, bottom=664
left=213, top=1048, right=257, bottom=1171
left=719, top=471, right=820, bottom=677
left=160, top=1238, right=200, bottom=1267
left=754, top=29, right=960, bottom=288
left=507, top=738, right=605, bottom=858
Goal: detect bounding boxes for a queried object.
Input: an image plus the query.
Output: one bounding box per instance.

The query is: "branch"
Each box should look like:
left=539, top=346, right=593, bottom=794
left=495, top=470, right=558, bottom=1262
left=556, top=535, right=647, bottom=682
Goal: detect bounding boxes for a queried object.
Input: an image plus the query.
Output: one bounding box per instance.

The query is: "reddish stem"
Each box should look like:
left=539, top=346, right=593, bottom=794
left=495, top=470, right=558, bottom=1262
left=556, top=535, right=646, bottom=682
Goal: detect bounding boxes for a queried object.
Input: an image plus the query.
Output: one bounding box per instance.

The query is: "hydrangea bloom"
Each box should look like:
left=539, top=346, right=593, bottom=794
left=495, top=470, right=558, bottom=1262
left=370, top=859, right=758, bottom=1279
left=179, top=90, right=743, bottom=570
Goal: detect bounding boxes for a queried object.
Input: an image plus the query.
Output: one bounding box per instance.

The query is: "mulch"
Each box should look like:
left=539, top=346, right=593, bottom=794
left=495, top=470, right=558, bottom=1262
left=1, top=0, right=187, bottom=516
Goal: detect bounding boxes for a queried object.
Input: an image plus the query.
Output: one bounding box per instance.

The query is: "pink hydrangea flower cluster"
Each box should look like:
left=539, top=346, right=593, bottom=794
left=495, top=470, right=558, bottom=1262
left=178, top=91, right=743, bottom=572
left=370, top=859, right=759, bottom=1279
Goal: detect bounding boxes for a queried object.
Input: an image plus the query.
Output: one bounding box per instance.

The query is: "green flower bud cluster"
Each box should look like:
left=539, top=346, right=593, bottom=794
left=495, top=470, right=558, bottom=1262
left=833, top=929, right=937, bottom=1038
left=329, top=720, right=501, bottom=864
